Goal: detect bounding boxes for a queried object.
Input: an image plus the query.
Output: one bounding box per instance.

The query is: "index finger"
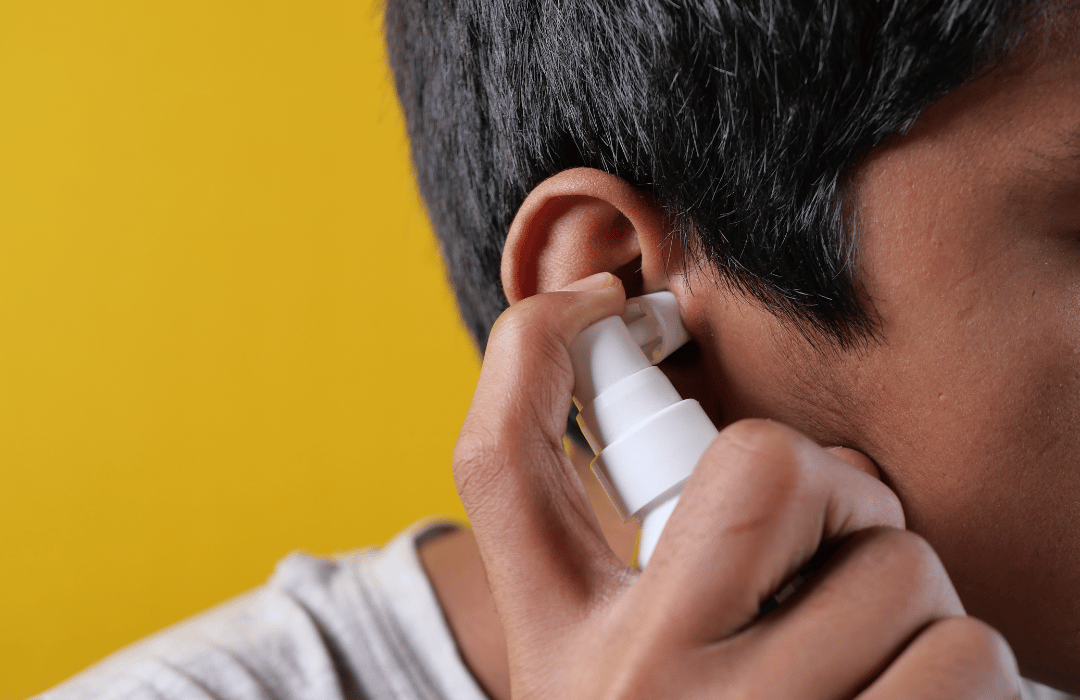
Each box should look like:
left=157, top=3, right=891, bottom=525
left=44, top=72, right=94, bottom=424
left=453, top=273, right=628, bottom=635
left=639, top=420, right=906, bottom=642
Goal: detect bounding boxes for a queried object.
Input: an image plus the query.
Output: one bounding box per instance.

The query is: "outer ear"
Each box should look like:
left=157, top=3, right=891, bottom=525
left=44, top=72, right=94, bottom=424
left=502, top=168, right=673, bottom=304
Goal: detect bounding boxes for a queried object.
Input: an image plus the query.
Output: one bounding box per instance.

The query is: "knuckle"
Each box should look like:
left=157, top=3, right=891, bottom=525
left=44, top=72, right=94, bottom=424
left=710, top=419, right=808, bottom=502
left=489, top=294, right=559, bottom=345
left=452, top=428, right=491, bottom=476
left=872, top=528, right=938, bottom=575
left=488, top=299, right=532, bottom=339
left=876, top=486, right=906, bottom=529
left=452, top=427, right=506, bottom=503
left=719, top=418, right=801, bottom=458
left=925, top=616, right=1018, bottom=674
left=453, top=423, right=558, bottom=516
left=488, top=306, right=539, bottom=356
left=488, top=300, right=571, bottom=374
left=859, top=528, right=955, bottom=604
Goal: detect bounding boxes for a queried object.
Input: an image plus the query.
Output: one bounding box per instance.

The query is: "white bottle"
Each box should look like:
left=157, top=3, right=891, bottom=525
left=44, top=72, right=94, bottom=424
left=569, top=291, right=719, bottom=567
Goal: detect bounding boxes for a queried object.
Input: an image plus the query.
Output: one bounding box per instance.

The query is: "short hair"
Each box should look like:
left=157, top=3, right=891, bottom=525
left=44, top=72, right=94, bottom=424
left=385, top=0, right=1048, bottom=352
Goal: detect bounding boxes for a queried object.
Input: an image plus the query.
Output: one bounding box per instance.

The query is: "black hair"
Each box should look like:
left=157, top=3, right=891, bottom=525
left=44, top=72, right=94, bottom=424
left=385, top=0, right=1045, bottom=351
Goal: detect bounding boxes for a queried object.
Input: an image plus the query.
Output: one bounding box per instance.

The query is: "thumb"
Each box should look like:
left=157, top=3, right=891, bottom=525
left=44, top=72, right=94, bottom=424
left=454, top=272, right=628, bottom=640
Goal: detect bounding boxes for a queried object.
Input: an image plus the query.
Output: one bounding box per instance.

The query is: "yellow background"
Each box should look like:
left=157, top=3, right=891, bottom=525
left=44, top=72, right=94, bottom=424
left=0, top=3, right=480, bottom=697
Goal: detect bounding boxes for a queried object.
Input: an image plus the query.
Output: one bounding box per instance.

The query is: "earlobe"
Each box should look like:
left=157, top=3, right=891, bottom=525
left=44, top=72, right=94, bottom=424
left=501, top=168, right=670, bottom=305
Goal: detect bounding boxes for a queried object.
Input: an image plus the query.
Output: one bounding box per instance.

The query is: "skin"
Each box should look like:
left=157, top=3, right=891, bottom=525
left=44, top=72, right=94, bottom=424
left=421, top=19, right=1080, bottom=699
left=421, top=445, right=638, bottom=700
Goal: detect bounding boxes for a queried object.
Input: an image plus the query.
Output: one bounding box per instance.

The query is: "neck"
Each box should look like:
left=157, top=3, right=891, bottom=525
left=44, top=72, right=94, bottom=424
left=417, top=440, right=639, bottom=700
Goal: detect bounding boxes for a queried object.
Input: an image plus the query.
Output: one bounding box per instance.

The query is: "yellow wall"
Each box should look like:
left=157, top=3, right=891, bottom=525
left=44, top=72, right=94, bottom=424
left=0, top=3, right=479, bottom=697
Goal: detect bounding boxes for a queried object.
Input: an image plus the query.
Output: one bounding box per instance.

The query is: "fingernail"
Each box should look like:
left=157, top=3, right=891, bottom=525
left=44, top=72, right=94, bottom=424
left=560, top=272, right=617, bottom=292
left=827, top=446, right=880, bottom=479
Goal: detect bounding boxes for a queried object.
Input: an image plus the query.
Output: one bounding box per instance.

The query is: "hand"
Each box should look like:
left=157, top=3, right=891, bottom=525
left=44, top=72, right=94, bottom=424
left=453, top=272, right=1021, bottom=699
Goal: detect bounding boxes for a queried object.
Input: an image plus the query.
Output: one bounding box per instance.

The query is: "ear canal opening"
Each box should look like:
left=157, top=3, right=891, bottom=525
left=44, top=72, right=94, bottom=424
left=612, top=256, right=644, bottom=299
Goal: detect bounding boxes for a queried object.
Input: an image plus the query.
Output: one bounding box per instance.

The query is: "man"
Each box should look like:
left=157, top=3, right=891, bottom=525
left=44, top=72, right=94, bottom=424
left=40, top=0, right=1080, bottom=697
left=391, top=0, right=1080, bottom=695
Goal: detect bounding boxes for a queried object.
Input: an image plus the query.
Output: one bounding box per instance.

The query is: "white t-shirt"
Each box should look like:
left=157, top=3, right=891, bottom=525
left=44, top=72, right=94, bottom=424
left=35, top=521, right=1076, bottom=700
left=36, top=521, right=488, bottom=700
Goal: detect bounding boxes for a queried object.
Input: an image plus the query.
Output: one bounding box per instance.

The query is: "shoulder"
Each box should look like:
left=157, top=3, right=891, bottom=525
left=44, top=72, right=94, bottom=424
left=35, top=521, right=486, bottom=700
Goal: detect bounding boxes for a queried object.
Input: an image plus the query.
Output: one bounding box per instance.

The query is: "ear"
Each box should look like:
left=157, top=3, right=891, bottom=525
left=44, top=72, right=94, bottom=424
left=501, top=168, right=674, bottom=304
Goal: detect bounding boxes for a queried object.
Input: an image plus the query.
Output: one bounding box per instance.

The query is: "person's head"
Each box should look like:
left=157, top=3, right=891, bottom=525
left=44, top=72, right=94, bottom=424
left=385, top=0, right=1080, bottom=690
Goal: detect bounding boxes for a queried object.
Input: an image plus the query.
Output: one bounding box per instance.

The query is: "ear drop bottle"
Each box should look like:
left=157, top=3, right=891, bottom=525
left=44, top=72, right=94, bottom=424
left=569, top=291, right=719, bottom=567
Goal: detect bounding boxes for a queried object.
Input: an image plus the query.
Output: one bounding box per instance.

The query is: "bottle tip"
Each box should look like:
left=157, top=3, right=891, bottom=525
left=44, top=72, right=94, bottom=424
left=621, top=292, right=690, bottom=364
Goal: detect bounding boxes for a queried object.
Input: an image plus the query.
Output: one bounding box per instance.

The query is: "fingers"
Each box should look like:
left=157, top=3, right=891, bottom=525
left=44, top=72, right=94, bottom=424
left=454, top=273, right=629, bottom=635
left=629, top=420, right=1014, bottom=698
left=637, top=419, right=905, bottom=643
left=458, top=325, right=1020, bottom=700
left=454, top=281, right=1017, bottom=699
left=858, top=616, right=1021, bottom=699
left=723, top=527, right=965, bottom=698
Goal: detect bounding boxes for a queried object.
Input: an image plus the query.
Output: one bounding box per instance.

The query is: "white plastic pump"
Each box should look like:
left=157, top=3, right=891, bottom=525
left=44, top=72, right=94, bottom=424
left=570, top=291, right=719, bottom=567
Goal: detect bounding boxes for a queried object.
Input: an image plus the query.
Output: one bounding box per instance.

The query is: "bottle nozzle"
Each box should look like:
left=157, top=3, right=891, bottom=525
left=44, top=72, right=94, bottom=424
left=622, top=292, right=691, bottom=364
left=569, top=290, right=717, bottom=568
